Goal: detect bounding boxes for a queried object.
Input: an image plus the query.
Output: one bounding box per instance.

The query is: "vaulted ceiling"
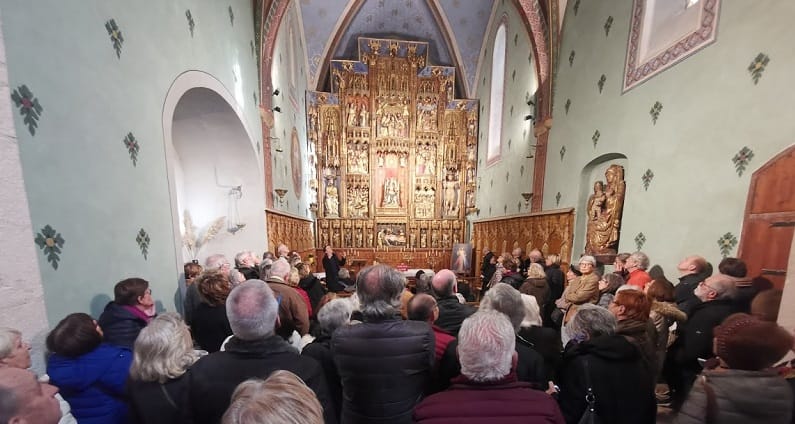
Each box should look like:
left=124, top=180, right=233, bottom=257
left=297, top=0, right=495, bottom=98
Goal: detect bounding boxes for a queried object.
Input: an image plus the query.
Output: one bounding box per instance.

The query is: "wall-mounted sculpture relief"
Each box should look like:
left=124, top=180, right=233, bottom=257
left=307, top=37, right=478, bottom=249
left=585, top=164, right=626, bottom=257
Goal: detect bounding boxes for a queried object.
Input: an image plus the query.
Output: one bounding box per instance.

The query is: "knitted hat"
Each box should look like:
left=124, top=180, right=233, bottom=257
left=714, top=313, right=793, bottom=371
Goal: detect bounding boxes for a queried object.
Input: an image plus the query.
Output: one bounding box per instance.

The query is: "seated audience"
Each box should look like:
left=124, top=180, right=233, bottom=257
left=186, top=280, right=335, bottom=424
left=677, top=313, right=793, bottom=424
left=625, top=251, right=653, bottom=289
left=47, top=313, right=132, bottom=424
left=518, top=294, right=561, bottom=381
left=520, top=263, right=550, bottom=312
left=480, top=284, right=547, bottom=387
left=183, top=261, right=203, bottom=324
left=298, top=262, right=326, bottom=314
left=556, top=304, right=655, bottom=424
left=414, top=311, right=565, bottom=423
left=98, top=278, right=155, bottom=349
left=0, top=367, right=62, bottom=424
left=332, top=265, right=434, bottom=424
left=266, top=258, right=310, bottom=338
left=596, top=273, right=623, bottom=308
left=192, top=269, right=234, bottom=352
left=645, top=278, right=686, bottom=378
left=302, top=298, right=353, bottom=420
left=128, top=313, right=198, bottom=424
left=234, top=250, right=261, bottom=281
left=432, top=269, right=475, bottom=336
left=609, top=289, right=657, bottom=376
left=222, top=370, right=324, bottom=424
left=664, top=273, right=736, bottom=411
left=674, top=255, right=710, bottom=316
left=407, top=293, right=455, bottom=363
left=0, top=327, right=76, bottom=423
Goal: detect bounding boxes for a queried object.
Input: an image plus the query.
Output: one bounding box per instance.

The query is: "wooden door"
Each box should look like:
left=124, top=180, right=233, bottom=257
left=738, top=145, right=795, bottom=289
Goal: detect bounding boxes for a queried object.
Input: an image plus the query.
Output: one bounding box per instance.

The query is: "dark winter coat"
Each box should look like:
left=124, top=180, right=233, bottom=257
left=434, top=295, right=475, bottom=336
left=98, top=302, right=148, bottom=350
left=301, top=332, right=343, bottom=420
left=546, top=265, right=565, bottom=301
left=675, top=273, right=705, bottom=316
left=299, top=274, right=326, bottom=313
left=520, top=277, right=551, bottom=310
left=616, top=318, right=658, bottom=379
left=190, top=302, right=233, bottom=353
left=332, top=316, right=435, bottom=424
left=518, top=325, right=562, bottom=381
left=556, top=334, right=656, bottom=424
left=670, top=299, right=734, bottom=369
left=500, top=271, right=525, bottom=289
left=47, top=344, right=133, bottom=424
left=187, top=335, right=336, bottom=424
left=128, top=372, right=190, bottom=424
left=414, top=373, right=565, bottom=424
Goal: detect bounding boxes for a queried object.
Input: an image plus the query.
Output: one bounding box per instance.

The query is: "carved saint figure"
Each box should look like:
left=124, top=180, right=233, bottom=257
left=585, top=165, right=626, bottom=255
left=325, top=184, right=339, bottom=217
left=382, top=177, right=400, bottom=207
left=443, top=173, right=459, bottom=215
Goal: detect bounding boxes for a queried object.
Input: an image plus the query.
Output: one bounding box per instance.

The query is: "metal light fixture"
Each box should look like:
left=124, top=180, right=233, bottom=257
left=273, top=88, right=280, bottom=96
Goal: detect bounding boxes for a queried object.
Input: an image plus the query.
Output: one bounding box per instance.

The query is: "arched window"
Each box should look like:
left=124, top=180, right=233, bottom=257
left=487, top=22, right=507, bottom=164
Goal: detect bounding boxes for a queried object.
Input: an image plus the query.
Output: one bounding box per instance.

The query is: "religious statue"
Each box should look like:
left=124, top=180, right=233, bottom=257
left=585, top=165, right=626, bottom=256
left=382, top=177, right=400, bottom=207
left=442, top=173, right=460, bottom=216
left=325, top=183, right=339, bottom=217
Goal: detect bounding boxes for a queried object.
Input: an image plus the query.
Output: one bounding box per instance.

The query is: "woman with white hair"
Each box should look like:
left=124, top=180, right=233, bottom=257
left=128, top=313, right=199, bottom=424
left=517, top=294, right=561, bottom=381
left=222, top=370, right=324, bottom=424
left=556, top=304, right=655, bottom=424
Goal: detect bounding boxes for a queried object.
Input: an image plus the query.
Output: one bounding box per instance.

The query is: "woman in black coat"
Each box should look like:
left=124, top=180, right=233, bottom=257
left=191, top=270, right=233, bottom=352
left=556, top=304, right=656, bottom=424
left=98, top=278, right=155, bottom=349
left=298, top=262, right=326, bottom=315
left=128, top=313, right=199, bottom=424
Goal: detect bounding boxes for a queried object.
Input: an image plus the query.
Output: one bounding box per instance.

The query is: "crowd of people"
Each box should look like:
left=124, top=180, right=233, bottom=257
left=1, top=243, right=793, bottom=424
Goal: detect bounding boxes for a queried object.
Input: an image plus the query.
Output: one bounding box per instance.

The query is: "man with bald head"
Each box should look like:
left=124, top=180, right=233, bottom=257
left=408, top=293, right=455, bottom=362
left=0, top=368, right=62, bottom=424
left=432, top=269, right=475, bottom=336
left=674, top=254, right=710, bottom=315
left=664, top=272, right=736, bottom=410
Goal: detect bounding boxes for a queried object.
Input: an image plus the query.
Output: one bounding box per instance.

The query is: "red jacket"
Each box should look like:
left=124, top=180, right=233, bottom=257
left=432, top=325, right=455, bottom=362
left=627, top=269, right=652, bottom=289
left=413, top=373, right=565, bottom=424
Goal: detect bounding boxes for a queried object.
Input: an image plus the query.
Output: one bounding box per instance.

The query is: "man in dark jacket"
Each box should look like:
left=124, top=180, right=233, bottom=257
left=332, top=265, right=435, bottom=424
left=322, top=245, right=347, bottom=292
left=673, top=255, right=710, bottom=315
left=186, top=280, right=336, bottom=424
left=414, top=311, right=564, bottom=423
left=665, top=273, right=736, bottom=411
left=432, top=269, right=475, bottom=336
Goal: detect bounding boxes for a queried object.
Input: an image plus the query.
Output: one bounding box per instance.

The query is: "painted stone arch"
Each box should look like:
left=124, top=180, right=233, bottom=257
left=162, top=71, right=266, bottom=271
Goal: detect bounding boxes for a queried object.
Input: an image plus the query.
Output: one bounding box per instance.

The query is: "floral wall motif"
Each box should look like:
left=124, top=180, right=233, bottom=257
left=546, top=0, right=795, bottom=278
left=2, top=0, right=261, bottom=323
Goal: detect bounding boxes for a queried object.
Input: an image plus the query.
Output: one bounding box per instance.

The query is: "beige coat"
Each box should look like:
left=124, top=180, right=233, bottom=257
left=562, top=273, right=600, bottom=324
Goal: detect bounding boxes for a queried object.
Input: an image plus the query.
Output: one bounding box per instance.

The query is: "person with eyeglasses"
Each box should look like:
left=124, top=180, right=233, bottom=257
left=663, top=273, right=736, bottom=411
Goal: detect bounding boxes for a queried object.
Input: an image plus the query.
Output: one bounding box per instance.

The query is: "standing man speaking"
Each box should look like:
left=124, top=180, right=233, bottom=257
left=323, top=246, right=348, bottom=292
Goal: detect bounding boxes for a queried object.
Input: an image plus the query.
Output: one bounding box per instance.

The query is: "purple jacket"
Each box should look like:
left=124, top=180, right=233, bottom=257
left=414, top=373, right=565, bottom=423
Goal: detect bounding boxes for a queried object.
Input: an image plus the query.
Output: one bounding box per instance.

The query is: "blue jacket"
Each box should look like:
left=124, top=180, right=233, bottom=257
left=98, top=302, right=147, bottom=349
left=47, top=344, right=132, bottom=424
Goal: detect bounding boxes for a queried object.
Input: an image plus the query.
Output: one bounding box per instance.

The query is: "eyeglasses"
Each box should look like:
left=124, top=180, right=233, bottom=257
left=699, top=280, right=718, bottom=292
left=579, top=263, right=594, bottom=267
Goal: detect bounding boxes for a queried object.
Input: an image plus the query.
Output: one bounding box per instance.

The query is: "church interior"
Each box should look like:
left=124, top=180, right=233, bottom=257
left=1, top=0, right=794, bottom=373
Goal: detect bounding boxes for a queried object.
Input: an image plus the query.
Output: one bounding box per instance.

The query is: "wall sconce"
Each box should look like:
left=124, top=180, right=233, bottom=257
left=521, top=192, right=533, bottom=209
left=272, top=106, right=282, bottom=113
left=269, top=136, right=282, bottom=153
left=273, top=88, right=280, bottom=96
left=274, top=188, right=288, bottom=205
left=227, top=185, right=246, bottom=234
left=309, top=202, right=318, bottom=214
left=524, top=114, right=534, bottom=121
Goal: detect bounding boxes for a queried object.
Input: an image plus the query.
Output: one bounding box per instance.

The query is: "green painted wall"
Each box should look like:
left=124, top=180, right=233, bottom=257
left=546, top=0, right=795, bottom=276
left=473, top=1, right=539, bottom=225
left=1, top=0, right=261, bottom=323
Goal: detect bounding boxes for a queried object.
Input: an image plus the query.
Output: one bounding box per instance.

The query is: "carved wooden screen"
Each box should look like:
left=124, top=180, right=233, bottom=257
left=265, top=210, right=314, bottom=258
left=307, top=37, right=478, bottom=251
left=472, top=209, right=575, bottom=273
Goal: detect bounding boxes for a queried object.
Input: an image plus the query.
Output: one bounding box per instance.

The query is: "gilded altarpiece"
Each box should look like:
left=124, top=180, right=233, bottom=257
left=265, top=210, right=314, bottom=259
left=472, top=209, right=575, bottom=276
left=307, top=38, right=478, bottom=256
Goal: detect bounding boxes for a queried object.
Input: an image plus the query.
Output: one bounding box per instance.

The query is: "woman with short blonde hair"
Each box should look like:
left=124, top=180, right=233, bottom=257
left=222, top=370, right=323, bottom=424
left=129, top=313, right=198, bottom=423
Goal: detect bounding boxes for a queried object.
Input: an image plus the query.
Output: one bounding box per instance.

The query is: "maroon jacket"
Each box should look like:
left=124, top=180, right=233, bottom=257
left=432, top=325, right=455, bottom=362
left=413, top=373, right=565, bottom=424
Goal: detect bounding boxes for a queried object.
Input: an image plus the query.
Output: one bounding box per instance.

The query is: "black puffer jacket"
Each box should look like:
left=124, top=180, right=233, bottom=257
left=332, top=316, right=435, bottom=424
left=97, top=302, right=147, bottom=350
left=557, top=334, right=656, bottom=424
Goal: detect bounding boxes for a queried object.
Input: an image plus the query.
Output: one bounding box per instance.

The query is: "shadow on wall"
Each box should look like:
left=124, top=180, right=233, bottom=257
left=90, top=294, right=112, bottom=318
